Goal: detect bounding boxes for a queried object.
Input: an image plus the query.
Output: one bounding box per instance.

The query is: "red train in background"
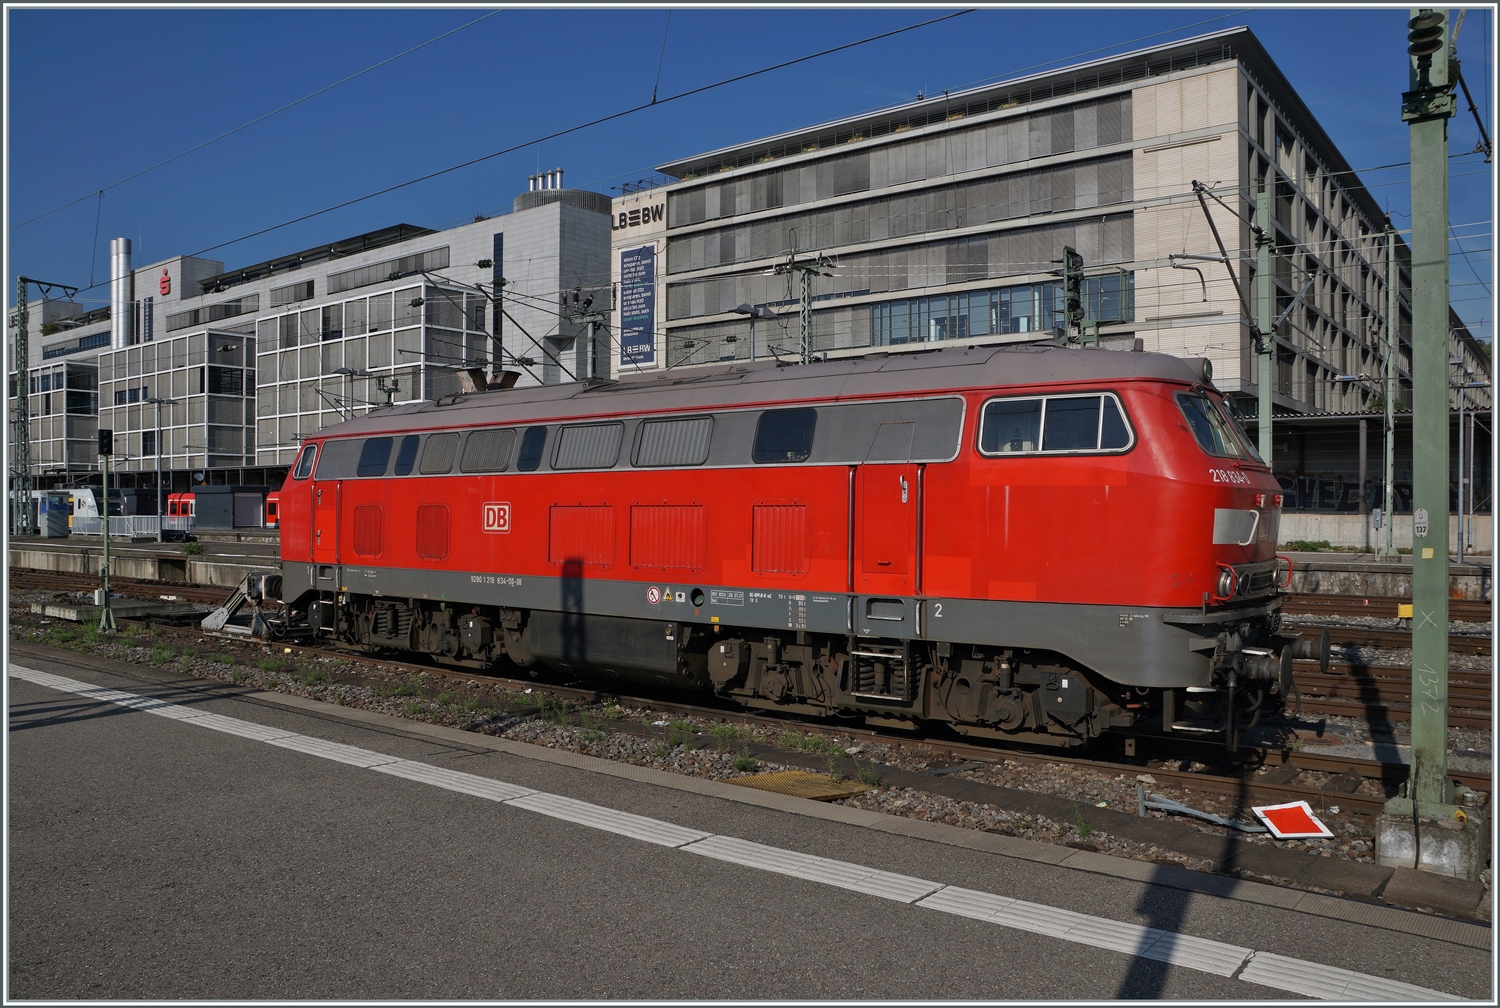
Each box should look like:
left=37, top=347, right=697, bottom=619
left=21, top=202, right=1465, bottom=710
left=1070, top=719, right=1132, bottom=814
left=258, top=343, right=1321, bottom=749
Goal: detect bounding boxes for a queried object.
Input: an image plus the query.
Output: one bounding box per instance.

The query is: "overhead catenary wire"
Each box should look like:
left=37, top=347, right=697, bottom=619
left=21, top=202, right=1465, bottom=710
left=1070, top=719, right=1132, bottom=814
left=175, top=11, right=976, bottom=262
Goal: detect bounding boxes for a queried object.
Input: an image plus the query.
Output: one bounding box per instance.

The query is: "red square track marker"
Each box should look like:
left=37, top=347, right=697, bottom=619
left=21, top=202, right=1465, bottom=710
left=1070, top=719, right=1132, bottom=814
left=1251, top=800, right=1333, bottom=839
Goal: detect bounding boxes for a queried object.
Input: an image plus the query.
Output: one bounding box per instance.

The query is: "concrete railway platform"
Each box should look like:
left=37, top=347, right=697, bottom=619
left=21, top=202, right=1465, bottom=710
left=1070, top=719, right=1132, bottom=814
left=8, top=533, right=279, bottom=588
left=8, top=646, right=1489, bottom=1000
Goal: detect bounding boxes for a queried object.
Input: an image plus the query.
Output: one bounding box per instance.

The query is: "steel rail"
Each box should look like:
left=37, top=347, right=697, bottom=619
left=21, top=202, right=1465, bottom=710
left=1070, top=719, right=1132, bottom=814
left=1282, top=592, right=1492, bottom=622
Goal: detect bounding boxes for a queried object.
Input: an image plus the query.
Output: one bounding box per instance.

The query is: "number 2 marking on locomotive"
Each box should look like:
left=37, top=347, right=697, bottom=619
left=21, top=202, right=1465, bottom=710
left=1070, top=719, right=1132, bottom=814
left=933, top=603, right=943, bottom=617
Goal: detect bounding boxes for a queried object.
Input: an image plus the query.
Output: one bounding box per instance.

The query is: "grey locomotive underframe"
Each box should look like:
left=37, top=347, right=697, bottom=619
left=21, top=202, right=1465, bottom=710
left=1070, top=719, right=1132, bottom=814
left=283, top=560, right=1287, bottom=748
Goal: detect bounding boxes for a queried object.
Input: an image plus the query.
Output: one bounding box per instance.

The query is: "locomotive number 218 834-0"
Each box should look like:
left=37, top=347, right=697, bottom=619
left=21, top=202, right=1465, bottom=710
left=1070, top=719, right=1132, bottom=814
left=1208, top=468, right=1252, bottom=485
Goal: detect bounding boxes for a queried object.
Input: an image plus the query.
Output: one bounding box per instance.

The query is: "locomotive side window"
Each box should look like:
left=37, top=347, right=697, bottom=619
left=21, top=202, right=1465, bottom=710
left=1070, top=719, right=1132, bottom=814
left=1100, top=398, right=1130, bottom=449
left=517, top=426, right=548, bottom=472
left=420, top=433, right=459, bottom=474
left=461, top=428, right=517, bottom=473
left=555, top=423, right=624, bottom=469
left=980, top=399, right=1041, bottom=453
left=393, top=435, right=420, bottom=476
left=634, top=417, right=713, bottom=467
left=1177, top=393, right=1245, bottom=458
left=292, top=444, right=317, bottom=479
left=979, top=393, right=1133, bottom=455
left=357, top=437, right=394, bottom=477
left=753, top=408, right=817, bottom=463
left=1042, top=396, right=1101, bottom=451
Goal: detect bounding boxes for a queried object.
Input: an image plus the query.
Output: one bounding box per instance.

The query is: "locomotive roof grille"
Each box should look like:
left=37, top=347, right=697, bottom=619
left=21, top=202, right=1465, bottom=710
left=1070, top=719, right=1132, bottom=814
left=318, top=345, right=1206, bottom=438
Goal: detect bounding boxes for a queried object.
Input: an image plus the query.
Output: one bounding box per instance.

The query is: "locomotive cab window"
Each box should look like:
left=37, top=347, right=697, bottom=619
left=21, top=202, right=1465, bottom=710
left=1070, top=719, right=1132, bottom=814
left=420, top=433, right=459, bottom=474
left=753, top=408, right=817, bottom=463
left=979, top=393, right=1132, bottom=456
left=357, top=437, right=394, bottom=477
left=292, top=444, right=317, bottom=479
left=393, top=435, right=420, bottom=476
left=1177, top=393, right=1258, bottom=460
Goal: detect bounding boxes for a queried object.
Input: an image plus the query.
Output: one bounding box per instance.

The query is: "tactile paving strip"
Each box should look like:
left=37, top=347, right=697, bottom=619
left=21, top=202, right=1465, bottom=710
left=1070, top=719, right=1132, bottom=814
left=263, top=734, right=404, bottom=768
left=684, top=834, right=944, bottom=903
left=1239, top=951, right=1451, bottom=1001
left=505, top=792, right=710, bottom=848
left=373, top=760, right=537, bottom=803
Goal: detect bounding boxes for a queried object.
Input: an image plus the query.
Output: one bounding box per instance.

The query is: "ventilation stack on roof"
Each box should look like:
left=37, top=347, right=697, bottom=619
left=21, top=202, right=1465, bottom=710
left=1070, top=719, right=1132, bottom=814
left=513, top=169, right=611, bottom=214
left=109, top=238, right=133, bottom=349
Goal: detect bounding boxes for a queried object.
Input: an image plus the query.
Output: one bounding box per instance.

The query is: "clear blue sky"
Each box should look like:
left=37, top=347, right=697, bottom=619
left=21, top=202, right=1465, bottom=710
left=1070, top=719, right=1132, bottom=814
left=6, top=6, right=1493, bottom=340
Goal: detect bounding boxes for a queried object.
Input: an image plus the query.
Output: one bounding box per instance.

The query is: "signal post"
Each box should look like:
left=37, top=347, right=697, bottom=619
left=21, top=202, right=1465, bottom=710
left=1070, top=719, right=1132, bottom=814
left=1375, top=8, right=1484, bottom=880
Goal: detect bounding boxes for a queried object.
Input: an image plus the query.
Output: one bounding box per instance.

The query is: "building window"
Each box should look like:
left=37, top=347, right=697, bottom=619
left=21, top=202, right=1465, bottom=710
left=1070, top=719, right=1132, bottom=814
left=207, top=367, right=243, bottom=396
left=270, top=280, right=315, bottom=306
left=142, top=430, right=156, bottom=456
left=326, top=247, right=450, bottom=295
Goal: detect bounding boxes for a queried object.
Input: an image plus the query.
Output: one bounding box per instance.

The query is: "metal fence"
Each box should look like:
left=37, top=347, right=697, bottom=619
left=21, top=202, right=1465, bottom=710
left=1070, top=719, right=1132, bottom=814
left=71, top=516, right=163, bottom=538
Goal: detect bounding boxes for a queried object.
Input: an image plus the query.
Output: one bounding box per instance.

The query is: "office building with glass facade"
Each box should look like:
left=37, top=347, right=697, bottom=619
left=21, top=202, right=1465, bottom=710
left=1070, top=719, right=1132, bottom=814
left=611, top=27, right=1489, bottom=427
left=9, top=179, right=610, bottom=493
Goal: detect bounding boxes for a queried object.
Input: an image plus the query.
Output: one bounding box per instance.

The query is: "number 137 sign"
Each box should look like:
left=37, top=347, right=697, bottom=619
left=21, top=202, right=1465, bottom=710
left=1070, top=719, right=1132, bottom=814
left=483, top=502, right=511, bottom=533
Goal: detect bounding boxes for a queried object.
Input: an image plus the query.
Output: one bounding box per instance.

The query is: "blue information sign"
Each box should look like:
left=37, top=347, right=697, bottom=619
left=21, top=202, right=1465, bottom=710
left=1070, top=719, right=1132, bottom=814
left=619, top=245, right=656, bottom=367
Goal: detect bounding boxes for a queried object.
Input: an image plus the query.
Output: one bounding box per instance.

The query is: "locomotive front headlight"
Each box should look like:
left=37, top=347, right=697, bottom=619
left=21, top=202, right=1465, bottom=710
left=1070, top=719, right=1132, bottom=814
left=1253, top=493, right=1266, bottom=507
left=1217, top=568, right=1236, bottom=598
left=1273, top=494, right=1284, bottom=507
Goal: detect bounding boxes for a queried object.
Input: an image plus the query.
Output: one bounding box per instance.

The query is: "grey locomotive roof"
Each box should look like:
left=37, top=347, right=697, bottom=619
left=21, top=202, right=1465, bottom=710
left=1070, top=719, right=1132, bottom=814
left=320, top=345, right=1206, bottom=439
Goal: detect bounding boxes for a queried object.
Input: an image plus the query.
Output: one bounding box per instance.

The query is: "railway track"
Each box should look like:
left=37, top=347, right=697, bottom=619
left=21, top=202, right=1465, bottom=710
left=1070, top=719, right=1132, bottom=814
left=10, top=569, right=227, bottom=606
left=1288, top=660, right=1490, bottom=730
left=12, top=568, right=1491, bottom=733
left=13, top=603, right=1488, bottom=824
left=1283, top=593, right=1492, bottom=622
left=1316, top=625, right=1492, bottom=656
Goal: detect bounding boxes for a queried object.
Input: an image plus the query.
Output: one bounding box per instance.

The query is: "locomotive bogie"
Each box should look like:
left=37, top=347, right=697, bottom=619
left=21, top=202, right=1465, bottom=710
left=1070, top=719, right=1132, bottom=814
left=273, top=346, right=1290, bottom=749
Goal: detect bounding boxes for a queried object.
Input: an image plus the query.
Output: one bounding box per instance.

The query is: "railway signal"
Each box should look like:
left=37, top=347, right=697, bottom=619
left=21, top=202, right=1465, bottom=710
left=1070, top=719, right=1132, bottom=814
left=1049, top=246, right=1086, bottom=343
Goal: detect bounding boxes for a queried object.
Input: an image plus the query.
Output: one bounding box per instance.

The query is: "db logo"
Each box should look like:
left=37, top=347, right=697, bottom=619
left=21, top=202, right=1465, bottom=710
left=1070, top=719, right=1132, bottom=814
left=482, top=502, right=511, bottom=533
left=647, top=586, right=662, bottom=605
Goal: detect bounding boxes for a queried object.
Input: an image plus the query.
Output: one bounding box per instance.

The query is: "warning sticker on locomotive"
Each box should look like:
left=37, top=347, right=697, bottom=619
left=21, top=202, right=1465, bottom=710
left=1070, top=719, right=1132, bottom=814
left=647, top=586, right=662, bottom=605
left=710, top=590, right=744, bottom=606
left=482, top=502, right=511, bottom=533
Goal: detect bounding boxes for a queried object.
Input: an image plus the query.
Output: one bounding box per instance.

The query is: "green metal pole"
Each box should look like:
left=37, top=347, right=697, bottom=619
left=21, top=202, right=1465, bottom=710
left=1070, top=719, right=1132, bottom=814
left=1256, top=187, right=1275, bottom=466
left=1381, top=226, right=1399, bottom=556
left=98, top=451, right=115, bottom=633
left=1402, top=7, right=1455, bottom=813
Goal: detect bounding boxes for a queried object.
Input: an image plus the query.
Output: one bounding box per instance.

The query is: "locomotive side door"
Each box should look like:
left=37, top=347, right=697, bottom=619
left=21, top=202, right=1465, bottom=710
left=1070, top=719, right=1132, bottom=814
left=312, top=481, right=339, bottom=563
left=854, top=462, right=919, bottom=596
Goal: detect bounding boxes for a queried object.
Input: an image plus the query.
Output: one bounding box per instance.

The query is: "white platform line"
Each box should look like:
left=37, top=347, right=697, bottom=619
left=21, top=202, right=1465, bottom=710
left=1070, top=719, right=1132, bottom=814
left=8, top=666, right=1461, bottom=1000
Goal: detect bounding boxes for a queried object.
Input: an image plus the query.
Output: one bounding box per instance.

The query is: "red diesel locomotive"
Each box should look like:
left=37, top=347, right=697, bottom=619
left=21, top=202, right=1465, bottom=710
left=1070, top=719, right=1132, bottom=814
left=270, top=343, right=1310, bottom=748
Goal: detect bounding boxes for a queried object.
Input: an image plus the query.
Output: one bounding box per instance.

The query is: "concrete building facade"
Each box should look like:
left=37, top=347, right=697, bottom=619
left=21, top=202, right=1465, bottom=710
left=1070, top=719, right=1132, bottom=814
left=610, top=27, right=1490, bottom=426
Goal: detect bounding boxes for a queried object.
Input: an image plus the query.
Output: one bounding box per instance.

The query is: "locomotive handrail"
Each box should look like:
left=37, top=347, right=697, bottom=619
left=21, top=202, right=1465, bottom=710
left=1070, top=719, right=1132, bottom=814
left=1275, top=554, right=1295, bottom=588
left=1208, top=562, right=1238, bottom=604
